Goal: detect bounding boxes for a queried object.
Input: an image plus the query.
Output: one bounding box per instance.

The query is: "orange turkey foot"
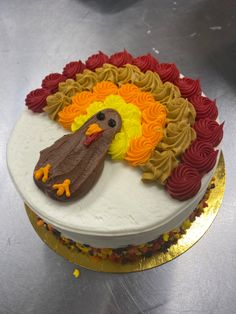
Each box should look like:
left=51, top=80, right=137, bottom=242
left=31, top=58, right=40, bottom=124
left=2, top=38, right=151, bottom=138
left=53, top=179, right=71, bottom=198
left=34, top=164, right=51, bottom=183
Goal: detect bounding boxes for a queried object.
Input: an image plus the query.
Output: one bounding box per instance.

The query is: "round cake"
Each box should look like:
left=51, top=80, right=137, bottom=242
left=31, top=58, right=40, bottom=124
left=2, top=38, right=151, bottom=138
left=7, top=50, right=224, bottom=263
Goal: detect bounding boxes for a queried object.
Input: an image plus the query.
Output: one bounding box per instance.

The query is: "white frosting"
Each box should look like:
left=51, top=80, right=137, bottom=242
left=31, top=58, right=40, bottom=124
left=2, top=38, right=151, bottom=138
left=7, top=110, right=217, bottom=248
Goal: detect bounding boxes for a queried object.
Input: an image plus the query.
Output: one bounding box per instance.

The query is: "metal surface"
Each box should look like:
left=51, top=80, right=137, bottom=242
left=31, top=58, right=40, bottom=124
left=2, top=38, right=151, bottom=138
left=0, top=0, right=235, bottom=313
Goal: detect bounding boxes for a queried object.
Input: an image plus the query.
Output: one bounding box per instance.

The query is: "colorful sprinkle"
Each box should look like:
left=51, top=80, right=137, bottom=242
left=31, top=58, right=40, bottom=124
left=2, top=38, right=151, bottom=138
left=73, top=269, right=80, bottom=278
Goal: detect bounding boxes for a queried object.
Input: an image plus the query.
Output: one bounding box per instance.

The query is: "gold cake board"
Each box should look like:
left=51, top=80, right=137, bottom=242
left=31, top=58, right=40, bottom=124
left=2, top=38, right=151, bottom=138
left=25, top=153, right=225, bottom=273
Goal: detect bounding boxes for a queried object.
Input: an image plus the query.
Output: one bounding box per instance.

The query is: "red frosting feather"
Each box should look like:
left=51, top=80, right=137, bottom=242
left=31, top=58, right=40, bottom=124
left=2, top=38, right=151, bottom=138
left=166, top=164, right=201, bottom=201
left=181, top=140, right=218, bottom=175
left=41, top=73, right=66, bottom=93
left=109, top=49, right=133, bottom=67
left=190, top=95, right=218, bottom=120
left=133, top=53, right=159, bottom=72
left=25, top=88, right=50, bottom=113
left=63, top=61, right=86, bottom=79
left=155, top=63, right=179, bottom=83
left=175, top=77, right=201, bottom=98
left=85, top=51, right=109, bottom=71
left=194, top=118, right=224, bottom=147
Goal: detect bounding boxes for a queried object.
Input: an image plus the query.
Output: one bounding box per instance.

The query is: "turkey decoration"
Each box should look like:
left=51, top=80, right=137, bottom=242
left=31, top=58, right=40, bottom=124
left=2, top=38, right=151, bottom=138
left=27, top=51, right=222, bottom=201
left=34, top=109, right=121, bottom=201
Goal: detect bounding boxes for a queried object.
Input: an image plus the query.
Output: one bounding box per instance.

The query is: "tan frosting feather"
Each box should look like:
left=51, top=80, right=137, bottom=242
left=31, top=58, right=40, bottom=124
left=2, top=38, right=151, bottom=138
left=95, top=64, right=119, bottom=83
left=152, top=82, right=181, bottom=103
left=76, top=70, right=98, bottom=90
left=134, top=70, right=163, bottom=93
left=118, top=64, right=142, bottom=85
left=158, top=121, right=196, bottom=156
left=142, top=149, right=178, bottom=184
left=44, top=92, right=71, bottom=120
left=166, top=97, right=196, bottom=125
left=142, top=150, right=178, bottom=184
left=58, top=79, right=82, bottom=97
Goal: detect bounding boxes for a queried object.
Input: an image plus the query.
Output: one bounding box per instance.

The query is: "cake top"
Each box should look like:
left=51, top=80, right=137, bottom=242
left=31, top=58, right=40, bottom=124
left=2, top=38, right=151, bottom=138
left=25, top=50, right=223, bottom=202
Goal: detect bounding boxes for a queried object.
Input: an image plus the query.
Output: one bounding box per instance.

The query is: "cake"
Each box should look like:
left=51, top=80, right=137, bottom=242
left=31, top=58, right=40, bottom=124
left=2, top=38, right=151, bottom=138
left=7, top=50, right=224, bottom=263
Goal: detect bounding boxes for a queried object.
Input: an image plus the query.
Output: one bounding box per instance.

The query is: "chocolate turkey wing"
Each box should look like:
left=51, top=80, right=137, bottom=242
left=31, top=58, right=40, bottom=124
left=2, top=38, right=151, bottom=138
left=34, top=109, right=121, bottom=201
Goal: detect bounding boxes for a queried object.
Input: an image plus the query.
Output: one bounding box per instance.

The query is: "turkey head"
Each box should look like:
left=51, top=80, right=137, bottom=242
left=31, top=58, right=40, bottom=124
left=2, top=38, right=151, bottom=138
left=33, top=109, right=122, bottom=201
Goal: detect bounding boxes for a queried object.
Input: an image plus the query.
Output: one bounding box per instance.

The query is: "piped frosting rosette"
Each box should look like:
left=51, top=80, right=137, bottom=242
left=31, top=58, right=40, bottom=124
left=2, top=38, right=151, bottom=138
left=25, top=50, right=223, bottom=200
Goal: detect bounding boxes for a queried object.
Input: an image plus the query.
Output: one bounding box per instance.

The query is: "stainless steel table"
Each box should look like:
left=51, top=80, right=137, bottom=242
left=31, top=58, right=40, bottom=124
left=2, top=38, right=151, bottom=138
left=1, top=1, right=235, bottom=313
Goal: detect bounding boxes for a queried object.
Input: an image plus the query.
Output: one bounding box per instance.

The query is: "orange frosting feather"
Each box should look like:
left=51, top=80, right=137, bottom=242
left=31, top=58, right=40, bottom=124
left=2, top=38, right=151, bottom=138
left=93, top=81, right=118, bottom=100
left=118, top=83, right=140, bottom=103
left=58, top=91, right=96, bottom=129
left=71, top=91, right=96, bottom=112
left=58, top=105, right=83, bottom=130
left=142, top=102, right=167, bottom=126
left=132, top=91, right=155, bottom=111
left=142, top=121, right=163, bottom=145
left=125, top=137, right=154, bottom=166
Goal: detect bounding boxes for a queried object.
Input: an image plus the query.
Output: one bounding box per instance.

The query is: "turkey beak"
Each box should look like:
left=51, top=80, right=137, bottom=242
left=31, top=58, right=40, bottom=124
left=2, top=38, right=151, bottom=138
left=84, top=123, right=104, bottom=146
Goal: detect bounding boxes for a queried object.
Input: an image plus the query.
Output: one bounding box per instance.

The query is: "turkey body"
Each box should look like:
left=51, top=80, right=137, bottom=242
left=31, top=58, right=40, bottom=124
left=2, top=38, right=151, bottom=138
left=34, top=109, right=122, bottom=201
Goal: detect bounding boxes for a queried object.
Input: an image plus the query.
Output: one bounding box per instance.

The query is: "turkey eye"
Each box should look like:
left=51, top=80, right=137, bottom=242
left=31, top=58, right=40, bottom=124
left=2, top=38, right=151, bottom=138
left=96, top=112, right=105, bottom=120
left=108, top=118, right=116, bottom=128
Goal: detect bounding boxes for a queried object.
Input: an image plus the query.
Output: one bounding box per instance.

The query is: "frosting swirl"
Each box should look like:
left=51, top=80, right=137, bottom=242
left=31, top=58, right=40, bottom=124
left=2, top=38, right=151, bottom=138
left=92, top=81, right=118, bottom=100
left=182, top=140, right=218, bottom=175
left=76, top=70, right=98, bottom=91
left=71, top=91, right=96, bottom=113
left=125, top=137, right=154, bottom=166
left=85, top=51, right=109, bottom=71
left=96, top=64, right=119, bottom=83
left=109, top=50, right=133, bottom=67
left=44, top=92, right=71, bottom=120
left=118, top=83, right=140, bottom=103
left=58, top=79, right=82, bottom=97
left=158, top=121, right=196, bottom=157
left=133, top=92, right=155, bottom=111
left=133, top=53, right=159, bottom=72
left=153, top=82, right=181, bottom=103
left=62, top=61, right=86, bottom=79
left=166, top=164, right=201, bottom=200
left=142, top=149, right=178, bottom=184
left=118, top=64, right=142, bottom=85
left=194, top=118, right=224, bottom=147
left=41, top=73, right=66, bottom=93
left=155, top=63, right=180, bottom=83
left=135, top=70, right=162, bottom=93
left=109, top=132, right=130, bottom=160
left=166, top=98, right=196, bottom=125
left=175, top=77, right=201, bottom=98
left=25, top=88, right=50, bottom=113
left=142, top=121, right=163, bottom=145
left=142, top=102, right=167, bottom=125
left=190, top=95, right=218, bottom=120
left=58, top=105, right=82, bottom=130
